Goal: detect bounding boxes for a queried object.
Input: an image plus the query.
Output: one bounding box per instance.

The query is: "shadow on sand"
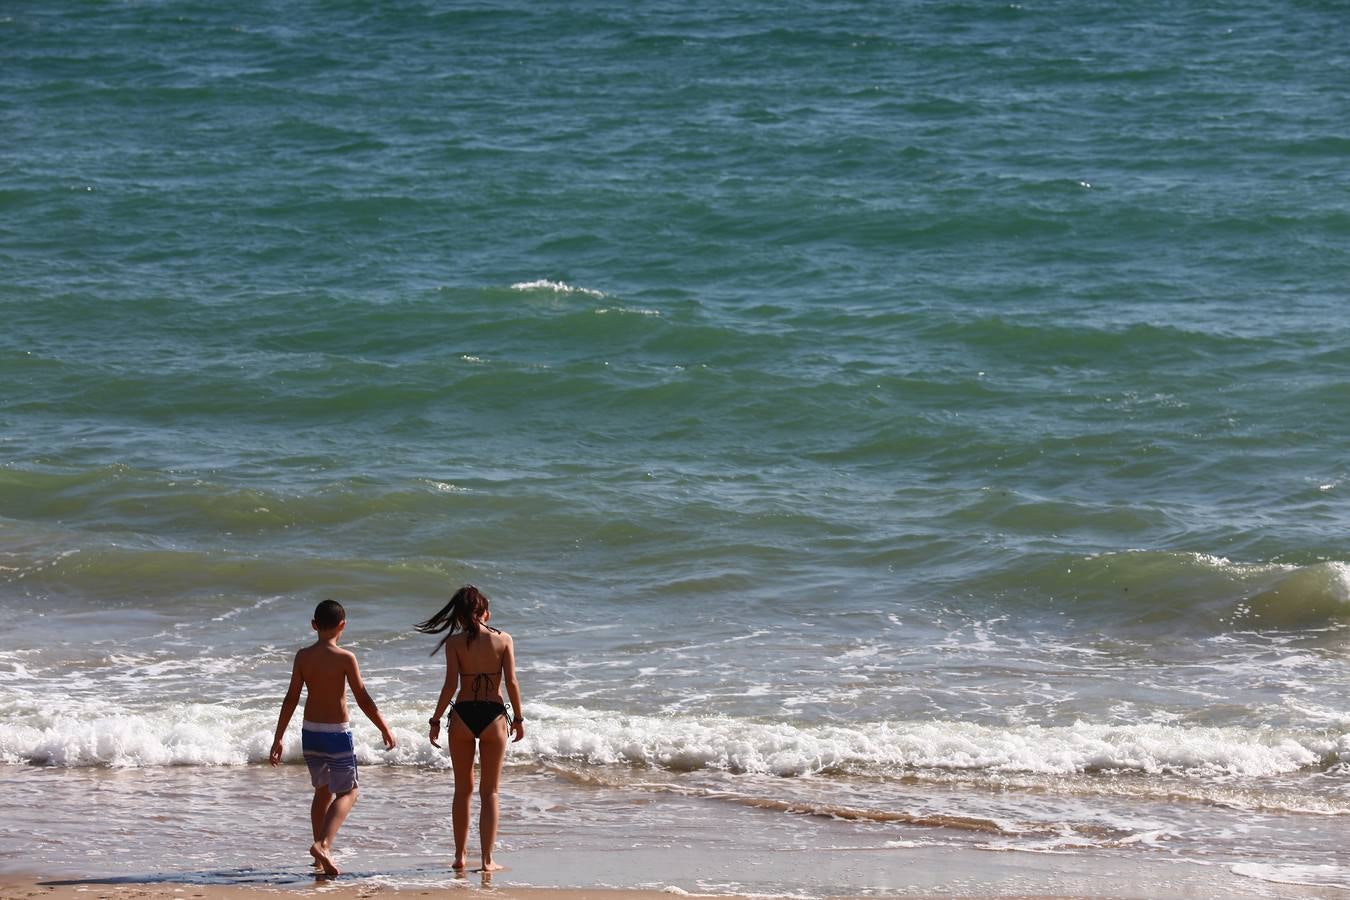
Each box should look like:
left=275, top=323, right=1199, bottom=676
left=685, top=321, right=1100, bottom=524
left=41, top=865, right=492, bottom=889
left=40, top=867, right=367, bottom=887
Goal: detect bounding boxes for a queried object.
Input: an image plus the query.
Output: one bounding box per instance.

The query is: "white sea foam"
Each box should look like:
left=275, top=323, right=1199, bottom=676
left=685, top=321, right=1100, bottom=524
left=594, top=306, right=660, bottom=316
left=210, top=595, right=280, bottom=623
left=510, top=279, right=605, bottom=297
left=1231, top=863, right=1350, bottom=888
left=1330, top=561, right=1350, bottom=600
left=0, top=702, right=446, bottom=769
left=423, top=479, right=471, bottom=493
left=522, top=705, right=1333, bottom=778
left=4, top=699, right=1335, bottom=780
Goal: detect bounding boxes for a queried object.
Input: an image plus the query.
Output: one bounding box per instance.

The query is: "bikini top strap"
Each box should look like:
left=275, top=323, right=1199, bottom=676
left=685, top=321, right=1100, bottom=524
left=459, top=631, right=505, bottom=699
left=471, top=671, right=494, bottom=698
left=460, top=666, right=501, bottom=699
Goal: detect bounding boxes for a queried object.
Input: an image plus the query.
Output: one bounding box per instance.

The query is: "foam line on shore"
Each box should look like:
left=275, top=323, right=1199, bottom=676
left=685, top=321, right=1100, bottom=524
left=2, top=698, right=1342, bottom=782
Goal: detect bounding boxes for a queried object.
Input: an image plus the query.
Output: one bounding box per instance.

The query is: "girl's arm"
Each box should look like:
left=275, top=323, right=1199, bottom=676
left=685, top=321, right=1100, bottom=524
left=502, top=635, right=526, bottom=742
left=428, top=640, right=460, bottom=747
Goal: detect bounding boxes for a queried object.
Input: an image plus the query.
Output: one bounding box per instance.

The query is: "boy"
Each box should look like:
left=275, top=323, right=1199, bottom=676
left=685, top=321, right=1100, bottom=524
left=270, top=599, right=397, bottom=877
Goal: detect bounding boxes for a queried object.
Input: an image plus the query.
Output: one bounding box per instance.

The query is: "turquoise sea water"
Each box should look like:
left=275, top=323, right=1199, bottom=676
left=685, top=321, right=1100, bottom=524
left=3, top=1, right=1350, bottom=893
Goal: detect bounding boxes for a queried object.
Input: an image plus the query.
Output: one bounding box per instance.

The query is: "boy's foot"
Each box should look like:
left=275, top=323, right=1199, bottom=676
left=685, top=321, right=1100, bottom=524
left=479, top=860, right=504, bottom=872
left=309, top=842, right=340, bottom=878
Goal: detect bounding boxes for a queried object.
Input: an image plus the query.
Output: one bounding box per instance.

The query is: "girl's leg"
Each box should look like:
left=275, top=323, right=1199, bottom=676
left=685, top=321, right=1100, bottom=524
left=475, top=716, right=510, bottom=871
left=448, top=716, right=478, bottom=869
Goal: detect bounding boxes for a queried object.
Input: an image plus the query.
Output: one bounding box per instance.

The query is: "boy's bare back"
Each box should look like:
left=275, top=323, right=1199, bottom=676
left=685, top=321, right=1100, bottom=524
left=295, top=642, right=359, bottom=725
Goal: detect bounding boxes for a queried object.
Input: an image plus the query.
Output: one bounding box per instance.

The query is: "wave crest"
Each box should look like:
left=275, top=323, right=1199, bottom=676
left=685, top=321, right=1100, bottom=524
left=1, top=700, right=1337, bottom=779
left=510, top=279, right=605, bottom=297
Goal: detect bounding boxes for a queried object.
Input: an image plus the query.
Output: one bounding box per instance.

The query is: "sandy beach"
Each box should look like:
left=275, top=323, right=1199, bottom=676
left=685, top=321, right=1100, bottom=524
left=5, top=763, right=1347, bottom=900
left=4, top=881, right=688, bottom=900
left=0, top=886, right=1097, bottom=900
left=3, top=882, right=687, bottom=900
left=1, top=866, right=1345, bottom=900
left=4, top=840, right=1348, bottom=900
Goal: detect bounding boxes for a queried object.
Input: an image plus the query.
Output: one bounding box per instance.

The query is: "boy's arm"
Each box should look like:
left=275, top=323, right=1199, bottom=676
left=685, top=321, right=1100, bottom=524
left=347, top=653, right=397, bottom=750
left=269, top=652, right=304, bottom=766
left=427, top=642, right=460, bottom=747
left=502, top=636, right=526, bottom=743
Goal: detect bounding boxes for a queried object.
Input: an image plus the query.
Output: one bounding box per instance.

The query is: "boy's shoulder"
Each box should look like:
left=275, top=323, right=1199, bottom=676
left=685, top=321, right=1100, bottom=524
left=296, top=641, right=357, bottom=664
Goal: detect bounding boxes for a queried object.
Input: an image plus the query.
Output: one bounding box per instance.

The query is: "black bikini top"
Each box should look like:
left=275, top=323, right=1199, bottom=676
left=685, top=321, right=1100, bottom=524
left=461, top=671, right=501, bottom=700
left=459, top=625, right=505, bottom=699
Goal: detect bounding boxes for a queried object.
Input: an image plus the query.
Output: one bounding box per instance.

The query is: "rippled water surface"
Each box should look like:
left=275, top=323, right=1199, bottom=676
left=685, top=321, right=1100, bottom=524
left=3, top=0, right=1349, bottom=892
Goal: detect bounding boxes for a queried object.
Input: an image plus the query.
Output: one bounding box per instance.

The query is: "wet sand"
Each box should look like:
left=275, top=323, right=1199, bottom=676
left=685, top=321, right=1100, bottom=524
left=3, top=840, right=1346, bottom=900
left=6, top=762, right=1346, bottom=899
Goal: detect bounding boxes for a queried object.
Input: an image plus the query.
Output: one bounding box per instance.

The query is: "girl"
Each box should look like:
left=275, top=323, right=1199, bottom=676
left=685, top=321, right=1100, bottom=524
left=416, top=585, right=526, bottom=871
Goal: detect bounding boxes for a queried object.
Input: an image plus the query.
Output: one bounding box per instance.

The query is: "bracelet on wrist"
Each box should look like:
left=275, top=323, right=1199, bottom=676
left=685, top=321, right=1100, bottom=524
left=428, top=716, right=440, bottom=726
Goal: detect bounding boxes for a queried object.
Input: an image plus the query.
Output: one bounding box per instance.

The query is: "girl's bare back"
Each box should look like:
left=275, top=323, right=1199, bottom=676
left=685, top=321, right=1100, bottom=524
left=449, top=629, right=510, bottom=699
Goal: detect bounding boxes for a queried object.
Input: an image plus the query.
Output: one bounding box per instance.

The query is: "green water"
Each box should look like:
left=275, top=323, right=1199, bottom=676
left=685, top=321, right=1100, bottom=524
left=3, top=1, right=1350, bottom=886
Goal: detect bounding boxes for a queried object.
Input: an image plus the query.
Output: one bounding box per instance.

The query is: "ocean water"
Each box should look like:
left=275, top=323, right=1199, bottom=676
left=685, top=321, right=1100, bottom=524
left=3, top=0, right=1350, bottom=894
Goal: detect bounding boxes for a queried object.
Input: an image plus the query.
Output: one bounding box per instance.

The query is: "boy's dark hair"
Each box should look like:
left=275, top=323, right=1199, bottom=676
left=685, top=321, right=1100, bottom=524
left=313, top=599, right=346, bottom=630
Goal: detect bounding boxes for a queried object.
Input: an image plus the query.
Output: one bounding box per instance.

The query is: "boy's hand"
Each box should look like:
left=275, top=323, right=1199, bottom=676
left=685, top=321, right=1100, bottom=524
left=381, top=729, right=397, bottom=751
left=268, top=739, right=283, bottom=767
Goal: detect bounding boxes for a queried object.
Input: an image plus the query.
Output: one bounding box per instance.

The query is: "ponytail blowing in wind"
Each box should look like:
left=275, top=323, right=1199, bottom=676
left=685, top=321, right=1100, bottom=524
left=414, top=584, right=491, bottom=653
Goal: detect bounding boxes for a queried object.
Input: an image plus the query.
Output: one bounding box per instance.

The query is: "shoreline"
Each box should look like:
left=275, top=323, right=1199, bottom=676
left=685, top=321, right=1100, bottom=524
left=0, top=875, right=1242, bottom=900
left=4, top=843, right=1347, bottom=900
left=0, top=879, right=702, bottom=900
left=5, top=764, right=1348, bottom=899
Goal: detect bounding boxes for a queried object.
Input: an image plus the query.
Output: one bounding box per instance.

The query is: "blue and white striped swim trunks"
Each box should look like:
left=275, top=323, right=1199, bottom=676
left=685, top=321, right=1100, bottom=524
left=301, top=720, right=357, bottom=794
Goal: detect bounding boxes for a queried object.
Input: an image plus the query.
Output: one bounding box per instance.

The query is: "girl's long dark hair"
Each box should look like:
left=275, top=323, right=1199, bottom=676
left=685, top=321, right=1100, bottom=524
left=414, top=584, right=490, bottom=654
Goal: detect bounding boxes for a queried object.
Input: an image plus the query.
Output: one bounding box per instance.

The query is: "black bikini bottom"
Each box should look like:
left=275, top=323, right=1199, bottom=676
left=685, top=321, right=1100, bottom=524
left=450, top=700, right=508, bottom=738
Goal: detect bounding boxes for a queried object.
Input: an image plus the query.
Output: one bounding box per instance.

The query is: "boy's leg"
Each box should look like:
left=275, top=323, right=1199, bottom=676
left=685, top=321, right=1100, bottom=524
left=310, top=787, right=358, bottom=877
left=475, top=717, right=510, bottom=871
left=448, top=717, right=477, bottom=869
left=310, top=786, right=333, bottom=845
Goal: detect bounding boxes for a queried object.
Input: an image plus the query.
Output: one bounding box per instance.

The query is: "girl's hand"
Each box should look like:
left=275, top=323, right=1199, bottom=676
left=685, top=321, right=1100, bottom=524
left=269, top=739, right=284, bottom=766
left=428, top=717, right=442, bottom=747
left=511, top=719, right=525, bottom=743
